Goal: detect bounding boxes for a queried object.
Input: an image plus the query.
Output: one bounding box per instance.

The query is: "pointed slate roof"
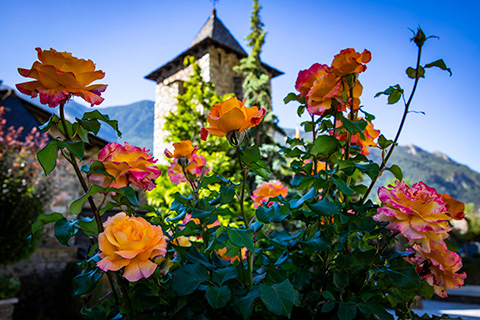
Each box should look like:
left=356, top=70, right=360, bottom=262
left=190, top=9, right=247, bottom=55
left=145, top=10, right=282, bottom=83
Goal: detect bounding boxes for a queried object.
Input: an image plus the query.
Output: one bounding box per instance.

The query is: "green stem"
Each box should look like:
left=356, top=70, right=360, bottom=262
left=311, top=114, right=318, bottom=174
left=236, top=148, right=253, bottom=287
left=362, top=45, right=423, bottom=202
left=117, top=274, right=134, bottom=320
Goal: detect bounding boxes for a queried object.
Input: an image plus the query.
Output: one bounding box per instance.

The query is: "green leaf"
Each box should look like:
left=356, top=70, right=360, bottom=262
left=322, top=291, right=335, bottom=301
left=182, top=246, right=216, bottom=269
left=406, top=66, right=425, bottom=79
left=308, top=198, right=339, bottom=216
left=77, top=118, right=101, bottom=135
left=119, top=186, right=140, bottom=207
left=57, top=140, right=85, bottom=160
left=424, top=59, right=452, bottom=76
left=289, top=187, right=315, bottom=209
left=171, top=263, right=209, bottom=296
left=341, top=117, right=367, bottom=134
left=297, top=104, right=306, bottom=117
left=235, top=287, right=260, bottom=320
left=378, top=134, right=393, bottom=149
left=240, top=146, right=260, bottom=165
left=375, top=85, right=403, bottom=105
left=70, top=185, right=105, bottom=215
left=259, top=280, right=295, bottom=317
left=39, top=114, right=60, bottom=132
left=311, top=135, right=339, bottom=156
left=31, top=212, right=64, bottom=234
left=219, top=185, right=235, bottom=204
left=322, top=301, right=335, bottom=313
left=388, top=90, right=402, bottom=104
left=227, top=227, right=254, bottom=252
left=37, top=140, right=58, bottom=175
left=78, top=216, right=99, bottom=236
left=206, top=285, right=231, bottom=309
left=385, top=267, right=420, bottom=289
left=332, top=177, right=354, bottom=196
left=82, top=110, right=122, bottom=137
left=386, top=164, right=403, bottom=181
left=358, top=302, right=394, bottom=320
left=54, top=218, right=79, bottom=246
left=73, top=268, right=103, bottom=296
left=338, top=302, right=356, bottom=320
left=333, top=273, right=349, bottom=290
left=256, top=205, right=274, bottom=223
left=284, top=92, right=305, bottom=104
left=212, top=267, right=239, bottom=286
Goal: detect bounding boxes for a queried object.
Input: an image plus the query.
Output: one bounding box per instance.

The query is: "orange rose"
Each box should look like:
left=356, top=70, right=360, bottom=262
left=441, top=194, right=465, bottom=220
left=407, top=241, right=466, bottom=297
left=164, top=140, right=198, bottom=160
left=306, top=71, right=341, bottom=116
left=374, top=181, right=452, bottom=251
left=97, top=212, right=167, bottom=282
left=331, top=48, right=371, bottom=77
left=336, top=118, right=380, bottom=155
left=251, top=180, right=288, bottom=208
left=89, top=142, right=161, bottom=191
left=201, top=97, right=266, bottom=141
left=16, top=48, right=107, bottom=108
left=295, top=63, right=328, bottom=97
left=167, top=153, right=209, bottom=185
left=216, top=247, right=247, bottom=263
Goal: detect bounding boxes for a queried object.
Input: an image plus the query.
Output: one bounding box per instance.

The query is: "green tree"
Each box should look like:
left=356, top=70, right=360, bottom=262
left=233, top=0, right=289, bottom=184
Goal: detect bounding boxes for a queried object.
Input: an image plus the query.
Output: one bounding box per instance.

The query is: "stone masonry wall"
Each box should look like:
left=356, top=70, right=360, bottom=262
left=208, top=46, right=243, bottom=97
left=153, top=54, right=210, bottom=162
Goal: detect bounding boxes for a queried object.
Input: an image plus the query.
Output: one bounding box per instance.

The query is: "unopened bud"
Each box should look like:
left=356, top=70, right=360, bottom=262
left=226, top=130, right=246, bottom=147
left=178, top=157, right=190, bottom=167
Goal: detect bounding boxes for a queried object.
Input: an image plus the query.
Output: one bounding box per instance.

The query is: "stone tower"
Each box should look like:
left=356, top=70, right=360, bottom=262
left=145, top=9, right=282, bottom=162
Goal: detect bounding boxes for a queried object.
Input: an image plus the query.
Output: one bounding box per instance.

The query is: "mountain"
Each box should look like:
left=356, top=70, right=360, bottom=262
left=368, top=145, right=480, bottom=207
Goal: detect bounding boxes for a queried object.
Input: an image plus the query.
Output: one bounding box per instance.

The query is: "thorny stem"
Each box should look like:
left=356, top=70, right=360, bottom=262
left=236, top=148, right=254, bottom=287
left=362, top=45, right=423, bottom=202
left=58, top=104, right=123, bottom=306
left=311, top=114, right=318, bottom=174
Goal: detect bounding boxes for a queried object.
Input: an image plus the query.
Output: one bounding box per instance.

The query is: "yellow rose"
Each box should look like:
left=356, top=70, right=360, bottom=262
left=97, top=212, right=167, bottom=282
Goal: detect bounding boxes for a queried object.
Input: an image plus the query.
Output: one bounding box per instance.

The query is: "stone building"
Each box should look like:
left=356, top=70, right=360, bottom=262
left=145, top=9, right=282, bottom=161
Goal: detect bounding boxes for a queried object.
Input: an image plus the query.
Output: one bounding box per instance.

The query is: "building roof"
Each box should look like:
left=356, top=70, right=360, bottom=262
left=145, top=9, right=283, bottom=83
left=0, top=87, right=108, bottom=149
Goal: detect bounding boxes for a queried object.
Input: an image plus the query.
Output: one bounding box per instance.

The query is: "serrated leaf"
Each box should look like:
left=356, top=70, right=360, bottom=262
left=387, top=164, right=403, bottom=181
left=289, top=187, right=315, bottom=209
left=235, top=287, right=260, bottom=320
left=206, top=285, right=231, bottom=309
left=260, top=280, right=295, bottom=317
left=332, top=177, right=354, bottom=196
left=73, top=268, right=103, bottom=296
left=57, top=140, right=85, bottom=160
left=82, top=110, right=122, bottom=137
left=39, top=114, right=60, bottom=132
left=31, top=212, right=64, bottom=234
left=212, top=267, right=239, bottom=286
left=77, top=118, right=101, bottom=135
left=240, top=146, right=260, bottom=165
left=311, top=135, right=339, bottom=156
left=307, top=198, right=339, bottom=216
left=54, top=218, right=79, bottom=245
left=338, top=302, right=356, bottom=320
left=341, top=117, right=367, bottom=134
left=284, top=92, right=305, bottom=104
left=171, top=263, right=209, bottom=296
left=227, top=228, right=254, bottom=251
left=37, top=140, right=58, bottom=175
left=70, top=185, right=105, bottom=215
left=424, top=59, right=452, bottom=76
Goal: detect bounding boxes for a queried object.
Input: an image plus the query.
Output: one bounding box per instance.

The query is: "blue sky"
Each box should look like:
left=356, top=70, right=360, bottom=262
left=2, top=0, right=480, bottom=172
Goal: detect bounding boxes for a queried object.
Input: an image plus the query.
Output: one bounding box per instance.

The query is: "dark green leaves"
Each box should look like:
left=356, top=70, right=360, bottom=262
left=259, top=280, right=295, bottom=317
left=425, top=59, right=452, bottom=76
left=311, top=135, right=339, bottom=156
left=54, top=218, right=79, bottom=245
left=227, top=227, right=254, bottom=251
left=70, top=185, right=105, bottom=215
left=338, top=302, right=357, bottom=320
left=31, top=212, right=64, bottom=234
left=37, top=140, right=58, bottom=175
left=212, top=267, right=238, bottom=286
left=283, top=92, right=305, bottom=105
left=82, top=110, right=121, bottom=137
left=308, top=198, right=339, bottom=216
left=73, top=268, right=103, bottom=296
left=206, top=285, right=231, bottom=309
left=171, top=263, right=209, bottom=296
left=386, top=164, right=403, bottom=181
left=375, top=85, right=404, bottom=105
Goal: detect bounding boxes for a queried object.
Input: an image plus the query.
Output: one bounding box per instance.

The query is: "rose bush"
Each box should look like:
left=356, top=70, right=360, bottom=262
left=25, top=26, right=465, bottom=320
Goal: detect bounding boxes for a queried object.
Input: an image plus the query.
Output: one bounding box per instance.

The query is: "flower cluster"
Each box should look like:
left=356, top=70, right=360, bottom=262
left=89, top=142, right=161, bottom=191
left=295, top=49, right=371, bottom=116
left=97, top=212, right=167, bottom=282
left=374, top=180, right=466, bottom=296
left=16, top=48, right=107, bottom=108
left=251, top=180, right=288, bottom=208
